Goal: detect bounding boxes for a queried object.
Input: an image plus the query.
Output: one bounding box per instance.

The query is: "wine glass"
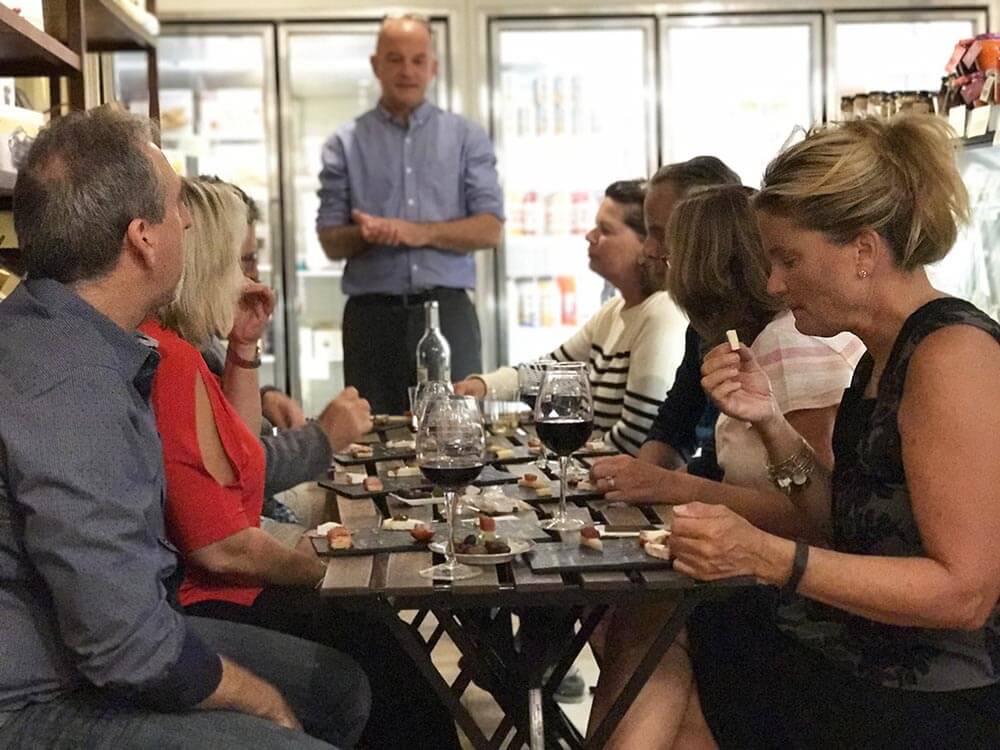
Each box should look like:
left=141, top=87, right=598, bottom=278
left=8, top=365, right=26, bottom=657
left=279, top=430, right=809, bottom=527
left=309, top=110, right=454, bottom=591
left=416, top=394, right=486, bottom=580
left=534, top=362, right=594, bottom=531
left=410, top=379, right=452, bottom=431
left=518, top=359, right=557, bottom=469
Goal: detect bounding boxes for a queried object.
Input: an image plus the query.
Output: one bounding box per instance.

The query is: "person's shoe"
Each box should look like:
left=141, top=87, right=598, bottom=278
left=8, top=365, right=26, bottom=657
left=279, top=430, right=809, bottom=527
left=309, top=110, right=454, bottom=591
left=553, top=667, right=587, bottom=704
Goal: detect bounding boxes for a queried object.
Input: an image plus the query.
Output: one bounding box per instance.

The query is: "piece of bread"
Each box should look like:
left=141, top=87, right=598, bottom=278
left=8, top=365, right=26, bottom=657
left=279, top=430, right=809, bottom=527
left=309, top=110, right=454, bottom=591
left=639, top=529, right=670, bottom=547
left=363, top=476, right=384, bottom=493
left=494, top=448, right=515, bottom=460
left=644, top=542, right=671, bottom=560
left=580, top=525, right=603, bottom=552
left=518, top=473, right=545, bottom=489
left=726, top=329, right=740, bottom=351
left=533, top=486, right=552, bottom=498
left=326, top=526, right=353, bottom=550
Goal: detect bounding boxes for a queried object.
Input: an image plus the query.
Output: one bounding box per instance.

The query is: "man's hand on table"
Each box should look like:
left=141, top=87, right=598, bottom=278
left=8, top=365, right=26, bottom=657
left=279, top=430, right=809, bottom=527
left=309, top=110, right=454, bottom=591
left=262, top=390, right=307, bottom=430
left=590, top=455, right=683, bottom=504
left=352, top=209, right=429, bottom=247
left=317, top=387, right=373, bottom=452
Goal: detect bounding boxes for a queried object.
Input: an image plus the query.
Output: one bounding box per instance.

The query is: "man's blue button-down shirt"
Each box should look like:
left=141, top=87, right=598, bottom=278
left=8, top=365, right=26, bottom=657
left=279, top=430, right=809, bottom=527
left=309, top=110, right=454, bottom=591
left=0, top=279, right=221, bottom=720
left=316, top=100, right=504, bottom=296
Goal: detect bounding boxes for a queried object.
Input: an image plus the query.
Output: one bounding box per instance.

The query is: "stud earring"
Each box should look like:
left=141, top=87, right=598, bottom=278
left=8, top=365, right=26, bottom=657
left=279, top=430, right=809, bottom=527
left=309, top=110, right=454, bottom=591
left=857, top=269, right=870, bottom=279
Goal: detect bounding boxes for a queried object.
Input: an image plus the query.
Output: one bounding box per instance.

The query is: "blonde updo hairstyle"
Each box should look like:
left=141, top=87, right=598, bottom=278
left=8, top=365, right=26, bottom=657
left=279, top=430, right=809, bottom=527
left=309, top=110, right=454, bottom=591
left=755, top=115, right=970, bottom=271
left=665, top=185, right=782, bottom=344
left=159, top=178, right=247, bottom=345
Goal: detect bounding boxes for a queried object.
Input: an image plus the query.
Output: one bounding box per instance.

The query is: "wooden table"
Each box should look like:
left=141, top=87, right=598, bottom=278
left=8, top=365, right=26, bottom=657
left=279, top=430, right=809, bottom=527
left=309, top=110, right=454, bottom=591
left=318, top=425, right=753, bottom=750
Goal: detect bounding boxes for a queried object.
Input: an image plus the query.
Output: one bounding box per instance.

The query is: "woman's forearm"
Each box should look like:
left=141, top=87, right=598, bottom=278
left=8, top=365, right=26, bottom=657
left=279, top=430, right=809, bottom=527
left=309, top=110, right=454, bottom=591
left=221, top=340, right=263, bottom=435
left=756, top=534, right=992, bottom=630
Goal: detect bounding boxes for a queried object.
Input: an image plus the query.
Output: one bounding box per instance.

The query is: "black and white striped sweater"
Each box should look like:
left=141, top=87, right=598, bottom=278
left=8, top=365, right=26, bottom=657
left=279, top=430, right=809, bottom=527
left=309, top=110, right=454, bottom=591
left=480, top=292, right=687, bottom=455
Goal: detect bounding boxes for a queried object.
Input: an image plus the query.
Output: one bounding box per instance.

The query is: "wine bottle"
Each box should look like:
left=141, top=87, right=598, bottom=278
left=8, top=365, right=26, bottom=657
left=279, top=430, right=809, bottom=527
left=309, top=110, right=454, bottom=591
left=415, top=301, right=451, bottom=384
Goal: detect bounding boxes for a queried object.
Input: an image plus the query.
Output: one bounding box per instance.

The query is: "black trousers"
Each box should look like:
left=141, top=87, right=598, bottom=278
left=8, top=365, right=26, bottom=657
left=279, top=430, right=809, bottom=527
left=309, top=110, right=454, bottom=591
left=343, top=288, right=482, bottom=414
left=186, top=587, right=461, bottom=750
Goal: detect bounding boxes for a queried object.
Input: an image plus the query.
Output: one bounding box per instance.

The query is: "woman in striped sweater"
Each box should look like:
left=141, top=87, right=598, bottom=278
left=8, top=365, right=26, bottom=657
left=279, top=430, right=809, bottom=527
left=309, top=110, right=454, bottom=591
left=454, top=179, right=688, bottom=456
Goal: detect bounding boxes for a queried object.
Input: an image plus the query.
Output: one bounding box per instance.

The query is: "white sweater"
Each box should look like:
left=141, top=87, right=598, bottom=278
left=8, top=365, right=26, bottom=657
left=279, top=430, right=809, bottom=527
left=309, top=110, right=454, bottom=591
left=479, top=292, right=687, bottom=456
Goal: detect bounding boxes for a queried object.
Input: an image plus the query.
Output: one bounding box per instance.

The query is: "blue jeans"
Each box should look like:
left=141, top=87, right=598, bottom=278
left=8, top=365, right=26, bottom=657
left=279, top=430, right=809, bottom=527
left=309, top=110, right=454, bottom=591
left=0, top=617, right=370, bottom=749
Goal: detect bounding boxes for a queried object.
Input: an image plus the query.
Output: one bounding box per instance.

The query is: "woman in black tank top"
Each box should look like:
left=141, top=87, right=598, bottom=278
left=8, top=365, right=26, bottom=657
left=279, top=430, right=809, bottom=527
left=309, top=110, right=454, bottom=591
left=665, top=115, right=1000, bottom=749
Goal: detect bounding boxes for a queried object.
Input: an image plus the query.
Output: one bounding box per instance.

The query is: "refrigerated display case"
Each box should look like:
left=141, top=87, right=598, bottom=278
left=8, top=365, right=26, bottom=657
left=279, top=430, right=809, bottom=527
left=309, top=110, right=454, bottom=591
left=277, top=20, right=450, bottom=415
left=660, top=14, right=822, bottom=185
left=489, top=18, right=657, bottom=365
left=111, top=27, right=286, bottom=391
left=930, top=136, right=1000, bottom=320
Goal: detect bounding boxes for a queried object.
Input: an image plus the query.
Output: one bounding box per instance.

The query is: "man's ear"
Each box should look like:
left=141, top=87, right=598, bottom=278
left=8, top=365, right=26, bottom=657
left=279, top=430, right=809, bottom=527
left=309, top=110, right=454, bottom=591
left=370, top=54, right=379, bottom=76
left=125, top=217, right=156, bottom=271
left=430, top=56, right=439, bottom=80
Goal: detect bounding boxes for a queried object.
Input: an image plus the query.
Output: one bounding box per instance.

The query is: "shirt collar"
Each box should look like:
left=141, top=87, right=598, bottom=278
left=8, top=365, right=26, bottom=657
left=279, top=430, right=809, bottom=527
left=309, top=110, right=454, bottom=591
left=24, top=277, right=161, bottom=391
left=375, top=99, right=435, bottom=128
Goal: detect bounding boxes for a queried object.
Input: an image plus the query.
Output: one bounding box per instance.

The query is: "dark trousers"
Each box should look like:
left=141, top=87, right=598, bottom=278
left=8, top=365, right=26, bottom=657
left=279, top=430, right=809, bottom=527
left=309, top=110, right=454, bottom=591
left=343, top=288, right=482, bottom=414
left=186, top=587, right=461, bottom=750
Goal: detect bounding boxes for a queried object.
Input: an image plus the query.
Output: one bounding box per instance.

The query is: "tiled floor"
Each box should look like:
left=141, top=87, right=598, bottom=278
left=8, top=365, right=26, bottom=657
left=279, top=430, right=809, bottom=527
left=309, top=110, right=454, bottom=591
left=416, top=614, right=600, bottom=749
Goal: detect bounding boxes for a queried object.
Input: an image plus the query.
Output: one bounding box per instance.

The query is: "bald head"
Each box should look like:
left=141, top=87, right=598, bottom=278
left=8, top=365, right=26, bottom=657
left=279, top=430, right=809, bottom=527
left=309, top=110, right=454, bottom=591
left=371, top=14, right=437, bottom=120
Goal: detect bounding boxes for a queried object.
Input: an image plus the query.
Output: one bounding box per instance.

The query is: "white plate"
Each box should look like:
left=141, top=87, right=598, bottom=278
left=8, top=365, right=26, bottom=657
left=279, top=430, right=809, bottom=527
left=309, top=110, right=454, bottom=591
left=428, top=538, right=535, bottom=565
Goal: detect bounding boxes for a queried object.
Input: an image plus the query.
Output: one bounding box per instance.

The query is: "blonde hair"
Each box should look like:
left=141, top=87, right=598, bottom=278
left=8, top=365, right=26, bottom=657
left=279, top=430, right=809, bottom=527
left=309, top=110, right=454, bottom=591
left=159, top=178, right=246, bottom=345
left=666, top=185, right=782, bottom=342
left=756, top=115, right=970, bottom=271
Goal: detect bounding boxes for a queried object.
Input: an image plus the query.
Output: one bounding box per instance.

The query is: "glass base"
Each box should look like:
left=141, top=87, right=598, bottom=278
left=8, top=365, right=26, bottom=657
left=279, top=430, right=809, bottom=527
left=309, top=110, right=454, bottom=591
left=541, top=516, right=585, bottom=531
left=420, top=561, right=483, bottom=581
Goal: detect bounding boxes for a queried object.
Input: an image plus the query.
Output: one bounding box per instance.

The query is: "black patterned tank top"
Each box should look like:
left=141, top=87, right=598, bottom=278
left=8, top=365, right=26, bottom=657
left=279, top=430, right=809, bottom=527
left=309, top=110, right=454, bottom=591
left=777, top=298, right=1000, bottom=690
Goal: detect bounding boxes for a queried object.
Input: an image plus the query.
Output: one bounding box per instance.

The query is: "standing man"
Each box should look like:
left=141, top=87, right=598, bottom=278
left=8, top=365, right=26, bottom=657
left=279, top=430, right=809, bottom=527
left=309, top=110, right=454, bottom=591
left=317, top=13, right=504, bottom=414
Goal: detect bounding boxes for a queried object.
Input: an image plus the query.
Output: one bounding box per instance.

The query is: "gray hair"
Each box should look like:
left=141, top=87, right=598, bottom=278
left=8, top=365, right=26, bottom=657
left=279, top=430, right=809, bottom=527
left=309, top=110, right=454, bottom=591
left=379, top=12, right=434, bottom=44
left=13, top=105, right=164, bottom=284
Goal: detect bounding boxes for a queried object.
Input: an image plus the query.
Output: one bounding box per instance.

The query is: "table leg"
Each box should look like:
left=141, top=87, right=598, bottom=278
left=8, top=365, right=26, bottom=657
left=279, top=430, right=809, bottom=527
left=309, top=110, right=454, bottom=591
left=374, top=600, right=492, bottom=750
left=529, top=688, right=544, bottom=750
left=584, top=593, right=698, bottom=750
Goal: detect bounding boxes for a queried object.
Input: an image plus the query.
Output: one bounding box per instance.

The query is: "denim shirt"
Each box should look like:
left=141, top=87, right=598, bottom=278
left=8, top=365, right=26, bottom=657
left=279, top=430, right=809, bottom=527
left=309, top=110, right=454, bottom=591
left=317, top=101, right=504, bottom=296
left=0, top=279, right=221, bottom=718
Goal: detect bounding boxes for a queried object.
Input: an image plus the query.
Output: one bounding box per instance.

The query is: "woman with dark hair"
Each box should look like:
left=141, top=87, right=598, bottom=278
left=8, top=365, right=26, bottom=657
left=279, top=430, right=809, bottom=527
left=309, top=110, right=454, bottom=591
left=455, top=179, right=687, bottom=456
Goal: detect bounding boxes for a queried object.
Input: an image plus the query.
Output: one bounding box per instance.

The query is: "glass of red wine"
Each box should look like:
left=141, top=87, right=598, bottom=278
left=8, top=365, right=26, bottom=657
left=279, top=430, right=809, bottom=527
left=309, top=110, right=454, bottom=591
left=518, top=359, right=557, bottom=469
left=534, top=362, right=593, bottom=531
left=417, top=394, right=486, bottom=580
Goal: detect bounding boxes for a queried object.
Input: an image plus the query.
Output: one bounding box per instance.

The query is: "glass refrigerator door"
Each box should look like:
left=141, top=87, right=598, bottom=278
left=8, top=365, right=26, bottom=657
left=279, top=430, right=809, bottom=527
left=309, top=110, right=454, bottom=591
left=661, top=15, right=822, bottom=185
left=829, top=10, right=986, bottom=117
left=111, top=27, right=286, bottom=391
left=490, top=19, right=657, bottom=365
left=278, top=21, right=450, bottom=415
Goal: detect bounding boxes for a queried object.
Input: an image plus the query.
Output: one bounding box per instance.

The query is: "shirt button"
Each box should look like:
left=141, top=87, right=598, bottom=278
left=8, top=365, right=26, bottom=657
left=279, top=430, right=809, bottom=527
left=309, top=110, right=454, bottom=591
left=406, top=166, right=413, bottom=174
left=405, top=137, right=411, bottom=144
left=407, top=198, right=415, bottom=206
left=412, top=264, right=419, bottom=272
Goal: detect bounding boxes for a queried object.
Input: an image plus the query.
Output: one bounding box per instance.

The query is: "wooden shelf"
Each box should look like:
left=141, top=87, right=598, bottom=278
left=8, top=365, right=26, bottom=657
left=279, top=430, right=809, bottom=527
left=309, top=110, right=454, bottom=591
left=85, top=0, right=156, bottom=51
left=0, top=3, right=81, bottom=76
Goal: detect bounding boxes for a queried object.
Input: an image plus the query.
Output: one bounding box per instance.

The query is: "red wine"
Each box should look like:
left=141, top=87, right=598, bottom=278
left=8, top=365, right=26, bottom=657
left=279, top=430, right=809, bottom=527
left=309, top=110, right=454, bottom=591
left=536, top=418, right=594, bottom=457
left=420, top=460, right=485, bottom=488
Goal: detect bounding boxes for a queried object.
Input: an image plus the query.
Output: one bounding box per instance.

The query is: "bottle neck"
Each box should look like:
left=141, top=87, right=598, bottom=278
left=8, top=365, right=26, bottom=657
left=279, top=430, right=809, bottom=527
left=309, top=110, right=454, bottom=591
left=426, top=304, right=440, bottom=331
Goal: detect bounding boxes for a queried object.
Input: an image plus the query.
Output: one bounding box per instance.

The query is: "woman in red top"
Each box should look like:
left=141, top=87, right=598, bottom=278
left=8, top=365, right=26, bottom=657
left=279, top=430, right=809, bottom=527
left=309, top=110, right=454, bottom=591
left=141, top=177, right=461, bottom=750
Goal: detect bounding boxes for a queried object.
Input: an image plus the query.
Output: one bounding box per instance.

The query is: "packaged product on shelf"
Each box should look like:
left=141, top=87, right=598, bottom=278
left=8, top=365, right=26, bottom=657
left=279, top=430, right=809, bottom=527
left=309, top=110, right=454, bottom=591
left=0, top=79, right=15, bottom=107
left=516, top=278, right=538, bottom=328
left=557, top=275, right=577, bottom=326
left=0, top=104, right=44, bottom=191
left=840, top=96, right=854, bottom=121
left=533, top=76, right=549, bottom=136
left=553, top=76, right=568, bottom=136
left=570, top=191, right=591, bottom=235
left=570, top=75, right=585, bottom=135
left=522, top=192, right=543, bottom=235
left=538, top=276, right=559, bottom=328
left=199, top=88, right=265, bottom=140
left=313, top=325, right=343, bottom=363
left=543, top=192, right=570, bottom=236
left=506, top=191, right=524, bottom=235
left=852, top=93, right=868, bottom=119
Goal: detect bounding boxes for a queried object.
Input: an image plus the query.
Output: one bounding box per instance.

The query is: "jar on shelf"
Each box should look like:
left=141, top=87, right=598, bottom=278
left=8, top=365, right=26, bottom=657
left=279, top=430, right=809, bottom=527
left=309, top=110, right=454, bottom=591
left=840, top=96, right=854, bottom=121
left=975, top=32, right=1000, bottom=73
left=853, top=93, right=869, bottom=119
left=867, top=91, right=887, bottom=118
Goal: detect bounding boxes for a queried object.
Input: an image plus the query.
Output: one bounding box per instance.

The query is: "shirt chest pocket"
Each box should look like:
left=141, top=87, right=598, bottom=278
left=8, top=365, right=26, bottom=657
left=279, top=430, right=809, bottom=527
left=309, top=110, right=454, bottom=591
left=421, top=148, right=463, bottom=219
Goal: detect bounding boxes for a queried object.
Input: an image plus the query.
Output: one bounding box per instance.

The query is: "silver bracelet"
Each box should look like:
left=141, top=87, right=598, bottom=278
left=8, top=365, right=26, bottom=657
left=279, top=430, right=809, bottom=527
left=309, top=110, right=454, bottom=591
left=766, top=439, right=815, bottom=494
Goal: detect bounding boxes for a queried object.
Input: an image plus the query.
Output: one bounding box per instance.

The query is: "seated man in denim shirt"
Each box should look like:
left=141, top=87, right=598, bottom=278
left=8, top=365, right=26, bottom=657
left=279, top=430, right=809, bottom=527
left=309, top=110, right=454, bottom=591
left=0, top=107, right=369, bottom=749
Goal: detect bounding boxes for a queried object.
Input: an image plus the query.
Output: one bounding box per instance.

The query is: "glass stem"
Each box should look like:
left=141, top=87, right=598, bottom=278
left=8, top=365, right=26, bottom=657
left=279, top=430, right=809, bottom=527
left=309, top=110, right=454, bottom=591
left=445, top=489, right=457, bottom=567
left=558, top=454, right=569, bottom=524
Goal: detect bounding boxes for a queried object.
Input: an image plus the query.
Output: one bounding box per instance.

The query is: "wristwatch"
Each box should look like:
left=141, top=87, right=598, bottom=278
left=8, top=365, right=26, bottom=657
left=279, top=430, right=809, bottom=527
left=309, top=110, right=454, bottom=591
left=227, top=343, right=262, bottom=369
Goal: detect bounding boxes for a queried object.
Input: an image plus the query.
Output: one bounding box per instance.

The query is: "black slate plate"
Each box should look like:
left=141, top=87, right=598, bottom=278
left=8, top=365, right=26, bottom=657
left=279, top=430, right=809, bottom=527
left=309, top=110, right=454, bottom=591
left=332, top=443, right=417, bottom=466
left=310, top=528, right=431, bottom=557
left=527, top=537, right=672, bottom=573
left=320, top=464, right=518, bottom=499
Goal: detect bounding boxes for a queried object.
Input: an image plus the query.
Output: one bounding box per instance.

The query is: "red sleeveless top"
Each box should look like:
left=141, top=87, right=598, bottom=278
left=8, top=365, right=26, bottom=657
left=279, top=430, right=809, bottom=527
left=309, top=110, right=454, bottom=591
left=140, top=319, right=266, bottom=608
